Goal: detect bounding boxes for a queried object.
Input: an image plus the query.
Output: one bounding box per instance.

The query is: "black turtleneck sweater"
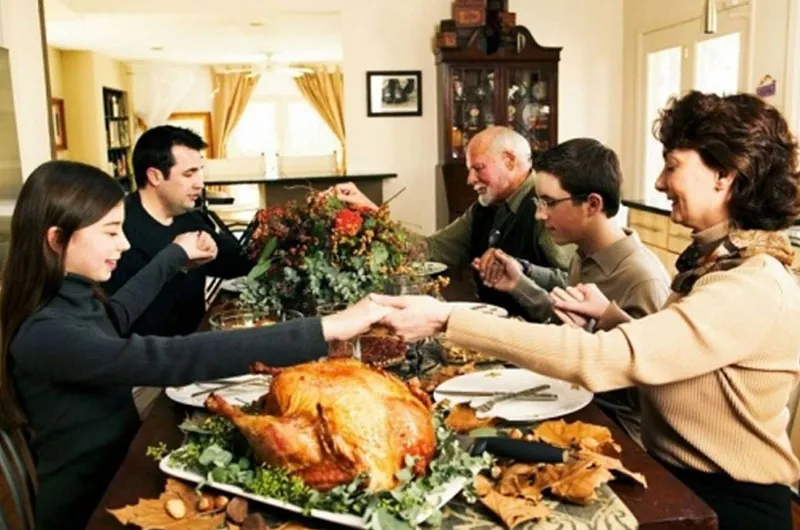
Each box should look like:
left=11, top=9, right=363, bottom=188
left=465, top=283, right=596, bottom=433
left=10, top=244, right=327, bottom=530
left=103, top=192, right=255, bottom=337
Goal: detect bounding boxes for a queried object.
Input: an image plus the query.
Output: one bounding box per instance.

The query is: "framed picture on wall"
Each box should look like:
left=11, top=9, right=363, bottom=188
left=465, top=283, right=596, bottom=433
left=51, top=98, right=67, bottom=150
left=366, top=71, right=422, bottom=117
left=166, top=111, right=214, bottom=157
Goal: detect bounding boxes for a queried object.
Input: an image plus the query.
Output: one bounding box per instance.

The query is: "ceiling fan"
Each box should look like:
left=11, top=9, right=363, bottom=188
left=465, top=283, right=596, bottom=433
left=221, top=53, right=312, bottom=78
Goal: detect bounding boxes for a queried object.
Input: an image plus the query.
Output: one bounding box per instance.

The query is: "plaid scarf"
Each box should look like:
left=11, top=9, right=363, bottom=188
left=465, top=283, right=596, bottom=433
left=671, top=228, right=795, bottom=295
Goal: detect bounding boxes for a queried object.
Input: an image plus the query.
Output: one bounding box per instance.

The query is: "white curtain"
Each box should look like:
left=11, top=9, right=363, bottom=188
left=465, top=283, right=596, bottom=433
left=130, top=63, right=205, bottom=138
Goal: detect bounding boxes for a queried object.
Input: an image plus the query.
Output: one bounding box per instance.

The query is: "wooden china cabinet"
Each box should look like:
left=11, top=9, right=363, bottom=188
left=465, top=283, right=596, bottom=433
left=435, top=6, right=561, bottom=222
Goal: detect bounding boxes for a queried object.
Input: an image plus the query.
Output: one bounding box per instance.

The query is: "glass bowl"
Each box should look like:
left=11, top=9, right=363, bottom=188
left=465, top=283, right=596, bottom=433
left=209, top=309, right=303, bottom=331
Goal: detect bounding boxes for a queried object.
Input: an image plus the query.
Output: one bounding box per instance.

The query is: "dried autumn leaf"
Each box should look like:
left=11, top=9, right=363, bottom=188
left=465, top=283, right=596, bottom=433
left=548, top=460, right=614, bottom=505
left=474, top=474, right=550, bottom=529
left=108, top=478, right=226, bottom=530
left=495, top=463, right=551, bottom=504
left=444, top=403, right=498, bottom=433
left=532, top=419, right=621, bottom=454
left=576, top=450, right=648, bottom=488
left=496, top=463, right=538, bottom=496
left=539, top=451, right=646, bottom=505
left=421, top=362, right=477, bottom=393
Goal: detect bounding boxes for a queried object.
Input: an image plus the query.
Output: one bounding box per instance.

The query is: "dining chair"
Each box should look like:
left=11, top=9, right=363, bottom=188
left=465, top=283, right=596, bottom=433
left=0, top=428, right=36, bottom=530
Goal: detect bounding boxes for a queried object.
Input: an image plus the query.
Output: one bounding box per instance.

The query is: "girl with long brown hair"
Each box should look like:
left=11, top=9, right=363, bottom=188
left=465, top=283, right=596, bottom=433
left=0, top=160, right=387, bottom=530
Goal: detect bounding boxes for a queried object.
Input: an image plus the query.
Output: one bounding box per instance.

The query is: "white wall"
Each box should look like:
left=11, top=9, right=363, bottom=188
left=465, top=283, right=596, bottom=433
left=0, top=0, right=51, bottom=179
left=510, top=0, right=624, bottom=153
left=342, top=0, right=449, bottom=236
left=342, top=0, right=624, bottom=235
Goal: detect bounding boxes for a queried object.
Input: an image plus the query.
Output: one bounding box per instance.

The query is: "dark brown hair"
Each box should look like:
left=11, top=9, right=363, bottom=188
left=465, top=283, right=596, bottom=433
left=532, top=138, right=622, bottom=217
left=653, top=90, right=800, bottom=230
left=0, top=161, right=124, bottom=428
left=133, top=125, right=207, bottom=189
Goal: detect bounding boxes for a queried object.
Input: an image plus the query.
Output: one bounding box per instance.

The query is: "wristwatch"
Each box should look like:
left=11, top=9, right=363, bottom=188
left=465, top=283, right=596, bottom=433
left=518, top=258, right=534, bottom=278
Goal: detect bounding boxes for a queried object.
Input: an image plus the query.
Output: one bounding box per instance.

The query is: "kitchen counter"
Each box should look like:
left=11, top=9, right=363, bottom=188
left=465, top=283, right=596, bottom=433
left=624, top=198, right=800, bottom=227
left=204, top=172, right=396, bottom=186
left=624, top=198, right=800, bottom=254
left=621, top=198, right=671, bottom=216
left=204, top=173, right=397, bottom=210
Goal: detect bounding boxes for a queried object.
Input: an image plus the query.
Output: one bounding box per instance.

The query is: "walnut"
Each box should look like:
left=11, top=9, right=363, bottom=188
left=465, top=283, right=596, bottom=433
left=226, top=497, right=249, bottom=525
left=164, top=499, right=186, bottom=519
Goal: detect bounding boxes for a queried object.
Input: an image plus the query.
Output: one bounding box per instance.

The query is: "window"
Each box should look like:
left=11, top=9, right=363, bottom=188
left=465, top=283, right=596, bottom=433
left=226, top=98, right=341, bottom=161
left=695, top=32, right=741, bottom=96
left=225, top=102, right=277, bottom=158
left=644, top=47, right=682, bottom=207
left=284, top=102, right=341, bottom=157
left=635, top=4, right=749, bottom=202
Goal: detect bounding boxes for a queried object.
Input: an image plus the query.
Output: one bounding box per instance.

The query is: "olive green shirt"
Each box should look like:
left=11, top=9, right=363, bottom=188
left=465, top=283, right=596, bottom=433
left=511, top=229, right=671, bottom=323
left=425, top=176, right=572, bottom=287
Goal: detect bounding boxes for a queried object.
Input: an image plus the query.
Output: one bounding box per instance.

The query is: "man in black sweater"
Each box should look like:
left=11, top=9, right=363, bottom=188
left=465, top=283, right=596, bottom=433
left=104, top=125, right=254, bottom=337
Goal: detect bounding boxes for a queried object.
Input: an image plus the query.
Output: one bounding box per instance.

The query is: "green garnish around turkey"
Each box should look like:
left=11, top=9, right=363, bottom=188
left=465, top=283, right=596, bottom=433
left=150, top=411, right=492, bottom=530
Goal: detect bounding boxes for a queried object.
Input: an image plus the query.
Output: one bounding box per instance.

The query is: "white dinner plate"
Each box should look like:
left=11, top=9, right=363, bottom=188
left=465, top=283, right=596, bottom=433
left=433, top=368, right=592, bottom=421
left=165, top=374, right=271, bottom=408
left=218, top=277, right=247, bottom=293
left=409, top=261, right=449, bottom=276
left=447, top=301, right=508, bottom=318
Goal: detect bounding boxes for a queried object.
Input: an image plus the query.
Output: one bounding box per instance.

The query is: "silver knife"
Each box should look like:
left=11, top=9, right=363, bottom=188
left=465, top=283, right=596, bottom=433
left=473, top=384, right=552, bottom=413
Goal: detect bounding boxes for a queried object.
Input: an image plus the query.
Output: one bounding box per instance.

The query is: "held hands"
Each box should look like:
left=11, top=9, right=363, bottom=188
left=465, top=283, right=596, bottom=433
left=471, top=248, right=522, bottom=292
left=320, top=296, right=395, bottom=342
left=173, top=231, right=218, bottom=268
left=370, top=294, right=452, bottom=342
left=549, top=283, right=610, bottom=327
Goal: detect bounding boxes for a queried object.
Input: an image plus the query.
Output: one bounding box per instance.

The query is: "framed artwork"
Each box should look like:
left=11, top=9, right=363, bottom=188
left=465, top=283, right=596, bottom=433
left=51, top=98, right=67, bottom=150
left=366, top=71, right=422, bottom=117
left=166, top=111, right=214, bottom=157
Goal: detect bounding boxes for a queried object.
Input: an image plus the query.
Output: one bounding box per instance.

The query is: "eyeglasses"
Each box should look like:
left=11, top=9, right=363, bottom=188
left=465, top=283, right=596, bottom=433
left=533, top=194, right=588, bottom=211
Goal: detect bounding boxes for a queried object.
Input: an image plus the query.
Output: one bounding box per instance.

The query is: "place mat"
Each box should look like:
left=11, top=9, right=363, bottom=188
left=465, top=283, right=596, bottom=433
left=440, top=484, right=638, bottom=529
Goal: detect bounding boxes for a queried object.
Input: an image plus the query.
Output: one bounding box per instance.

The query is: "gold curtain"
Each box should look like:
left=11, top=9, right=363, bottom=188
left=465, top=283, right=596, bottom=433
left=211, top=71, right=260, bottom=158
left=293, top=66, right=346, bottom=173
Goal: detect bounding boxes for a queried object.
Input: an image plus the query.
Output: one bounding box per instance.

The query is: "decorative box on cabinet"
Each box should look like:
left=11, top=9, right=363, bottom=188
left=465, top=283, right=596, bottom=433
left=434, top=4, right=561, bottom=222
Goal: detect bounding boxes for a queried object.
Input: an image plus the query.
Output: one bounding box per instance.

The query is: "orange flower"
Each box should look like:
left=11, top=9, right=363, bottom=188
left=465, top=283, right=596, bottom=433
left=334, top=209, right=363, bottom=237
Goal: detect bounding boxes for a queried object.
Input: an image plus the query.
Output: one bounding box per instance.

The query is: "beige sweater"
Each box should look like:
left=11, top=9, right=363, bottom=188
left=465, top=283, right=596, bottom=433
left=446, top=253, right=800, bottom=484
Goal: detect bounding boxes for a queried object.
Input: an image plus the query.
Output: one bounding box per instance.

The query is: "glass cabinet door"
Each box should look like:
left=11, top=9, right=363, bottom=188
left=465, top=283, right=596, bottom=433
left=506, top=68, right=554, bottom=153
left=449, top=67, right=496, bottom=159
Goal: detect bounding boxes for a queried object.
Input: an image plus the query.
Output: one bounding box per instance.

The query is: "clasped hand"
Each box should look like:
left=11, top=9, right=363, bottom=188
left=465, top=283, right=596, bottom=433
left=549, top=283, right=610, bottom=327
left=173, top=231, right=218, bottom=268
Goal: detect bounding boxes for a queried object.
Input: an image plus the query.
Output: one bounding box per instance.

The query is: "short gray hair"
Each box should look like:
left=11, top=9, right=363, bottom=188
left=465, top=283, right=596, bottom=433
left=471, top=126, right=532, bottom=173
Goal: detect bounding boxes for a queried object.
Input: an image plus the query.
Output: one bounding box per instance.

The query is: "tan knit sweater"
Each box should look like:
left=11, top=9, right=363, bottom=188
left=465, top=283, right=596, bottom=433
left=446, top=253, right=800, bottom=485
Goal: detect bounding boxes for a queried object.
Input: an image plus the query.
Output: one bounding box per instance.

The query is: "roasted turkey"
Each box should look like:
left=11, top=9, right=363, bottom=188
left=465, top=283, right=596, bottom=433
left=205, top=358, right=436, bottom=492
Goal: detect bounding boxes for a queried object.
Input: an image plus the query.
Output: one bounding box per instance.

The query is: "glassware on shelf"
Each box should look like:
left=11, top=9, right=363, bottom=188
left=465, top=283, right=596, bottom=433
left=451, top=127, right=464, bottom=158
left=449, top=68, right=497, bottom=158
left=532, top=74, right=547, bottom=101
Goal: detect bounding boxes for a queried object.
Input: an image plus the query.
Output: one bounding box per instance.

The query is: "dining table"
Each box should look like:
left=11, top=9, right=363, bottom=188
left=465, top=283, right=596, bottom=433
left=85, top=275, right=718, bottom=530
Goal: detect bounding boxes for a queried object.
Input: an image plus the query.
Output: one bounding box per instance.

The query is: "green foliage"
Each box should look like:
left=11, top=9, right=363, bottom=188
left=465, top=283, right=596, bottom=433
left=238, top=192, right=427, bottom=314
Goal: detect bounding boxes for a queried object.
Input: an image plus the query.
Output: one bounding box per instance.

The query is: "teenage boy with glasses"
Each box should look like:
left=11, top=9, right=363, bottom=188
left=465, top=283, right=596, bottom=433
left=475, top=138, right=671, bottom=443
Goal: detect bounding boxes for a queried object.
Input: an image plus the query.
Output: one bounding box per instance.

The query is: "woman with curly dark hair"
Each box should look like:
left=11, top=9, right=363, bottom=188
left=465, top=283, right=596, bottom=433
left=377, top=91, right=800, bottom=529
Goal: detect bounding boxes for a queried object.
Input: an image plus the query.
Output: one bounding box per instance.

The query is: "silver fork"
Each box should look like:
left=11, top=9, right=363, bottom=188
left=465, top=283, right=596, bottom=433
left=474, top=384, right=552, bottom=413
left=189, top=375, right=270, bottom=397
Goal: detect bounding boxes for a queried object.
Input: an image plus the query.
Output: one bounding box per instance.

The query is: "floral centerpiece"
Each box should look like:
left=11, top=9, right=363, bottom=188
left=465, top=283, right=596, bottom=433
left=238, top=191, right=445, bottom=315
